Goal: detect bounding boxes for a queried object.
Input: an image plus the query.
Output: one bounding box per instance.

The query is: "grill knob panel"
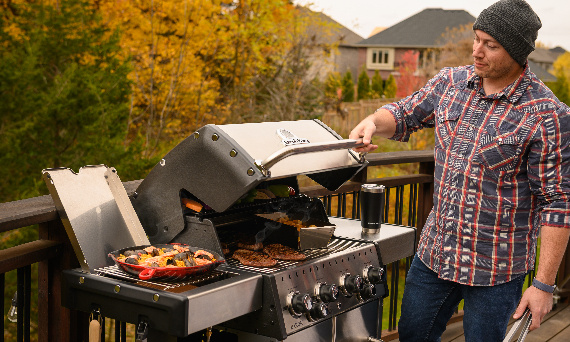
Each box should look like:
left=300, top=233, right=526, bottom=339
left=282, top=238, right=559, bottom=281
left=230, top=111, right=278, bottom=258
left=359, top=283, right=377, bottom=301
left=309, top=302, right=329, bottom=320
left=340, top=273, right=363, bottom=297
left=317, top=283, right=339, bottom=303
left=364, top=266, right=384, bottom=284
left=288, top=292, right=313, bottom=317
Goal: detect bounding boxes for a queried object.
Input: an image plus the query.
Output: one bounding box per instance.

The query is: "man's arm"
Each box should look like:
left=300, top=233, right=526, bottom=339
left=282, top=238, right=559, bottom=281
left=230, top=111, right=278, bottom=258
left=348, top=108, right=397, bottom=153
left=513, top=225, right=570, bottom=330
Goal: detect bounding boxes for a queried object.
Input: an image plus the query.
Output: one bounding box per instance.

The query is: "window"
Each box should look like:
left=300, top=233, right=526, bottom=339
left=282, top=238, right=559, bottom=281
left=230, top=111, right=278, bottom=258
left=367, top=48, right=394, bottom=70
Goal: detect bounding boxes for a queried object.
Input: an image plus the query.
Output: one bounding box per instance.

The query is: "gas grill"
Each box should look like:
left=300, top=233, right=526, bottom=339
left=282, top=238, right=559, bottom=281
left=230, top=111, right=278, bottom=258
left=44, top=119, right=415, bottom=341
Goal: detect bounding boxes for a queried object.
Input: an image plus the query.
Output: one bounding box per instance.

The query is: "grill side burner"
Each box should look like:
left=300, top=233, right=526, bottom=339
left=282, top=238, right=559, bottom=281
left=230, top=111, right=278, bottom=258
left=96, top=265, right=236, bottom=292
left=62, top=265, right=263, bottom=337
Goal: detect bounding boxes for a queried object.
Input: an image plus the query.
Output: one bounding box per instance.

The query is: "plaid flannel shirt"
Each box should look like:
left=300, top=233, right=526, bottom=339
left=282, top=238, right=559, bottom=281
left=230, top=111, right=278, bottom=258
left=384, top=64, right=570, bottom=286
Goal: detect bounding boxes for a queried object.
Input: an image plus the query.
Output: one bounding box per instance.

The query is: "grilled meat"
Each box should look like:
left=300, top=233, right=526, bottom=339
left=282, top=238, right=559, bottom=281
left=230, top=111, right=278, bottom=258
left=263, top=244, right=306, bottom=261
left=235, top=234, right=263, bottom=251
left=232, top=249, right=277, bottom=267
left=237, top=241, right=263, bottom=251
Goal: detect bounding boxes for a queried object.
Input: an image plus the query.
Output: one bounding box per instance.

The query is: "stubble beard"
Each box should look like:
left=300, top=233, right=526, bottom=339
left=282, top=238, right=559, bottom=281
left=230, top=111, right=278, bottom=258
left=474, top=58, right=517, bottom=82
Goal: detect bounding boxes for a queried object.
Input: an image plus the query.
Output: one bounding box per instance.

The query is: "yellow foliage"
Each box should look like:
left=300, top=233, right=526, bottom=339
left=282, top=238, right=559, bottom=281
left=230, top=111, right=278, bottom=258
left=553, top=52, right=570, bottom=82
left=96, top=0, right=310, bottom=158
left=3, top=23, right=27, bottom=42
left=4, top=0, right=335, bottom=159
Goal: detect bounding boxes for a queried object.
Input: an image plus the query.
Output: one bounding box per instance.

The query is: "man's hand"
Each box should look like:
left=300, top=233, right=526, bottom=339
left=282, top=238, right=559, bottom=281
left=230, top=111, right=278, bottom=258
left=516, top=225, right=570, bottom=331
left=348, top=108, right=397, bottom=153
left=349, top=119, right=378, bottom=153
left=513, top=285, right=553, bottom=331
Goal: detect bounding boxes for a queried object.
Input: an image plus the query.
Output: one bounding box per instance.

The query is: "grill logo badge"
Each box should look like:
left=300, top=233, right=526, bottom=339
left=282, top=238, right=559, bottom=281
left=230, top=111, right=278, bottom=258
left=277, top=128, right=310, bottom=146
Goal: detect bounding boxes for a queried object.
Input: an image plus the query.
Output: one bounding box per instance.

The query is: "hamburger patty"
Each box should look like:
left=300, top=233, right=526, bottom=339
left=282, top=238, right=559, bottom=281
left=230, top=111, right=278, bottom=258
left=263, top=244, right=306, bottom=261
left=236, top=241, right=263, bottom=251
left=234, top=233, right=264, bottom=251
left=232, top=249, right=277, bottom=267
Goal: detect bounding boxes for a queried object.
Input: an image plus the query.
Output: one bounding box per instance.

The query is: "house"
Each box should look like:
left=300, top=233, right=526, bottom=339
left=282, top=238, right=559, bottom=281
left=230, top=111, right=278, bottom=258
left=298, top=6, right=364, bottom=81
left=527, top=47, right=566, bottom=83
left=355, top=8, right=476, bottom=81
left=304, top=7, right=566, bottom=91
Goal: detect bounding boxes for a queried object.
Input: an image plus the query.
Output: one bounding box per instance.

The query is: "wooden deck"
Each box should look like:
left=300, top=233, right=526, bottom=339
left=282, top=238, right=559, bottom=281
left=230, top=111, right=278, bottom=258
left=389, top=302, right=570, bottom=341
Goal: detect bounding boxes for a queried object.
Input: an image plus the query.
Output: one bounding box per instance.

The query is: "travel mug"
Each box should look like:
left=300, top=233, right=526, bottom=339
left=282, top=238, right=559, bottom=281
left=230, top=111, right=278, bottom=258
left=360, top=184, right=385, bottom=234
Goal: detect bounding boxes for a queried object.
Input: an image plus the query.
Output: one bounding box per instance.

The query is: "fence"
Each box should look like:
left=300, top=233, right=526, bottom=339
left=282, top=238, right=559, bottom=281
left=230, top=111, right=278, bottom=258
left=321, top=98, right=395, bottom=137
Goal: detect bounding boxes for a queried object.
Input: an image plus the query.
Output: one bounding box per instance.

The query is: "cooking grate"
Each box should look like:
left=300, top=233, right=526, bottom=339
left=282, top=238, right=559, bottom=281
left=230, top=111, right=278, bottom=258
left=225, top=237, right=369, bottom=274
left=95, top=265, right=236, bottom=292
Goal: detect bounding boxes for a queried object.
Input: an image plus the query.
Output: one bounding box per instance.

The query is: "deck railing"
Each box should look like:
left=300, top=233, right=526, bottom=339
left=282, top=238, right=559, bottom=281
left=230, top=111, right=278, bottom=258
left=1, top=150, right=570, bottom=341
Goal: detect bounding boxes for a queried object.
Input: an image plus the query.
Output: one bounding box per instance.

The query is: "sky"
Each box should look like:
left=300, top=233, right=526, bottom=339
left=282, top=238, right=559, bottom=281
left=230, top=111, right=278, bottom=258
left=293, top=0, right=570, bottom=51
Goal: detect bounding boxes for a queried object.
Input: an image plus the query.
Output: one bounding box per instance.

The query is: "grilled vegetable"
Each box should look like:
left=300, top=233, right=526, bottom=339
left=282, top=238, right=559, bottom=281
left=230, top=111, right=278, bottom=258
left=116, top=246, right=217, bottom=268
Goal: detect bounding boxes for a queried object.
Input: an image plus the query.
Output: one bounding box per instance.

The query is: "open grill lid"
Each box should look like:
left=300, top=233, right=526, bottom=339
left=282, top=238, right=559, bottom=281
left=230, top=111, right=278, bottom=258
left=131, top=119, right=367, bottom=244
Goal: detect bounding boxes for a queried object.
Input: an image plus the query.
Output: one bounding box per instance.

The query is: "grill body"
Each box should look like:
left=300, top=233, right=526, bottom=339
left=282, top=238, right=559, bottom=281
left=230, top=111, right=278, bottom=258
left=43, top=120, right=417, bottom=341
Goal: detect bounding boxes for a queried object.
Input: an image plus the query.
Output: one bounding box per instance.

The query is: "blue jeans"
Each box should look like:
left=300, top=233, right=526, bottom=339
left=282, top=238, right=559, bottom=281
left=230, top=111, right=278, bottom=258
left=398, top=255, right=525, bottom=342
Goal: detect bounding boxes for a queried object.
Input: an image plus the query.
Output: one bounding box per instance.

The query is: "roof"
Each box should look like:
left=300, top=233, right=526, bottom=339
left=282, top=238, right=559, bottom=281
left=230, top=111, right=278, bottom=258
left=550, top=46, right=567, bottom=54
left=528, top=47, right=566, bottom=64
left=297, top=6, right=363, bottom=46
left=357, top=8, right=475, bottom=48
left=528, top=59, right=556, bottom=83
left=313, top=11, right=363, bottom=45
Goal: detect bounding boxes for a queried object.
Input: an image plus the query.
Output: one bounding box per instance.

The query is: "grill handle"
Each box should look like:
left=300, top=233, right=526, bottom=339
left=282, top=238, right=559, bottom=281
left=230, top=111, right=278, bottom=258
left=255, top=139, right=365, bottom=176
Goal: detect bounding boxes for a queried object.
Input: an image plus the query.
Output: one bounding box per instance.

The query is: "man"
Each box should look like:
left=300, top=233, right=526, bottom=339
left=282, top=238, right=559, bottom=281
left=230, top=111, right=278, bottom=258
left=349, top=0, right=570, bottom=340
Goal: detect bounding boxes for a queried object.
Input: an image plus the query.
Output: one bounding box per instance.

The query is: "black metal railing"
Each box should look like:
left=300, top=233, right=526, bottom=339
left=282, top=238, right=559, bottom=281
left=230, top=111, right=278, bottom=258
left=2, top=150, right=569, bottom=341
left=317, top=181, right=421, bottom=334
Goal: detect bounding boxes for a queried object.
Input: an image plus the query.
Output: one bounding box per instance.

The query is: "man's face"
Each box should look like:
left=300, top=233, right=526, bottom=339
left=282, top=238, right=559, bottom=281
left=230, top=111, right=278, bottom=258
left=472, top=29, right=520, bottom=80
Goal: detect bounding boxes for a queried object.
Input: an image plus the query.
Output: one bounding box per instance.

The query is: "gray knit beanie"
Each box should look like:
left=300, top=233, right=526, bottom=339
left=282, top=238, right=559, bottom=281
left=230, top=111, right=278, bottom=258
left=473, top=0, right=542, bottom=66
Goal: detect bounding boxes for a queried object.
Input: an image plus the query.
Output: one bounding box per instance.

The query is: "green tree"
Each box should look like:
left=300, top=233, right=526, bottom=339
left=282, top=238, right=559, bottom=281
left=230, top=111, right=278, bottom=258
left=357, top=69, right=370, bottom=100
left=341, top=70, right=355, bottom=102
left=548, top=72, right=570, bottom=105
left=325, top=72, right=342, bottom=98
left=550, top=52, right=570, bottom=105
left=384, top=74, right=398, bottom=98
left=0, top=0, right=138, bottom=203
left=371, top=70, right=384, bottom=98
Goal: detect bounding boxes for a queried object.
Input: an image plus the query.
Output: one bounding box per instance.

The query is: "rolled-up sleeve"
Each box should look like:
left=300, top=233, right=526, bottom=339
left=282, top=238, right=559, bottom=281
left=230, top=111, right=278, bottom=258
left=382, top=68, right=450, bottom=142
left=528, top=106, right=570, bottom=229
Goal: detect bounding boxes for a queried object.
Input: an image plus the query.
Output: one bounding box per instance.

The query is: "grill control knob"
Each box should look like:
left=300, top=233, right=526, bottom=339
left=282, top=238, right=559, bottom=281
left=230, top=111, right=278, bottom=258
left=288, top=292, right=312, bottom=317
left=364, top=266, right=384, bottom=284
left=340, top=273, right=363, bottom=297
left=316, top=283, right=339, bottom=303
left=309, top=302, right=329, bottom=320
left=359, top=283, right=377, bottom=301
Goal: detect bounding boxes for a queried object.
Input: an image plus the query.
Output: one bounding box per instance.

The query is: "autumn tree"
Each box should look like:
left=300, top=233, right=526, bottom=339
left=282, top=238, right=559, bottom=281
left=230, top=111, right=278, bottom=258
left=396, top=50, right=425, bottom=97
left=371, top=70, right=384, bottom=98
left=421, top=23, right=474, bottom=77
left=341, top=70, right=355, bottom=102
left=98, top=0, right=334, bottom=158
left=357, top=69, right=370, bottom=100
left=384, top=74, right=397, bottom=98
left=550, top=52, right=570, bottom=105
left=236, top=5, right=334, bottom=123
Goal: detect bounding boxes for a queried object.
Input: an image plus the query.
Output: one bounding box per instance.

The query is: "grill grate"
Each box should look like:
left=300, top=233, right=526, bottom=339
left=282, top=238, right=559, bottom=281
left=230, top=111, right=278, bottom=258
left=225, top=237, right=367, bottom=274
left=95, top=265, right=234, bottom=291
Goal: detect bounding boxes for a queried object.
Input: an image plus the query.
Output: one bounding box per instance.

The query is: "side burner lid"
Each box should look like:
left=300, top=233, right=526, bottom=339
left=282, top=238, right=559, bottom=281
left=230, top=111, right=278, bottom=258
left=43, top=165, right=150, bottom=273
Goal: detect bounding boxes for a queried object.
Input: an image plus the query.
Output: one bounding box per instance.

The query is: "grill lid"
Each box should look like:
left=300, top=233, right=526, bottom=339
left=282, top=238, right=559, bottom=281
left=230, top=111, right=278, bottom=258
left=132, top=119, right=367, bottom=244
